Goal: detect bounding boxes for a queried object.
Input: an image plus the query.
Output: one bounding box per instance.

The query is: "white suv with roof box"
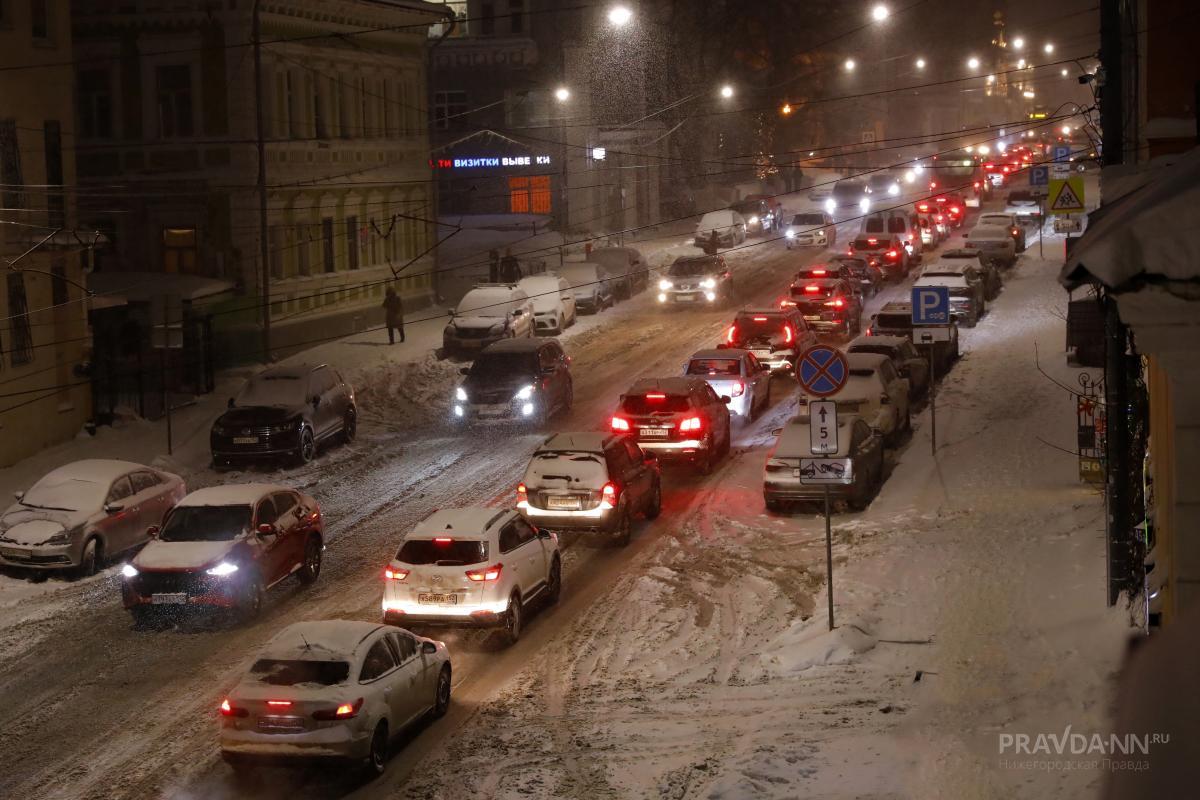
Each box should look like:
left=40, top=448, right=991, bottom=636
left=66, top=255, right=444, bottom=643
left=382, top=508, right=559, bottom=645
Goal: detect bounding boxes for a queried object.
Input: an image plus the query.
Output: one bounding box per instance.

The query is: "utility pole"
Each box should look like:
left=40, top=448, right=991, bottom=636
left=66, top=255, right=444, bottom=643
left=1099, top=0, right=1124, bottom=166
left=253, top=1, right=271, bottom=362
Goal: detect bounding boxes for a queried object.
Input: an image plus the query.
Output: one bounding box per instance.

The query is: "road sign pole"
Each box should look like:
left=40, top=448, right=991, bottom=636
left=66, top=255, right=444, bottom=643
left=929, top=346, right=937, bottom=456
left=824, top=483, right=834, bottom=631
left=1039, top=200, right=1044, bottom=258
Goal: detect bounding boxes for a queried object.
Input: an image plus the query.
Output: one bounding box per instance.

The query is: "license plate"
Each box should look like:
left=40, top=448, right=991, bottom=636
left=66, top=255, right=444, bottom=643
left=639, top=427, right=669, bottom=438
left=418, top=593, right=458, bottom=605
left=547, top=496, right=582, bottom=510
left=1, top=547, right=24, bottom=558
left=675, top=294, right=695, bottom=302
left=258, top=716, right=305, bottom=733
left=232, top=436, right=258, bottom=444
left=151, top=593, right=187, bottom=605
left=793, top=468, right=801, bottom=477
left=803, top=315, right=821, bottom=322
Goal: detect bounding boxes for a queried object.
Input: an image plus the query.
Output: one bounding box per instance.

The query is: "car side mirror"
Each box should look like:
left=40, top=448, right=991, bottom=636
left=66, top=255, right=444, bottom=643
left=104, top=503, right=124, bottom=514
left=227, top=397, right=235, bottom=409
left=146, top=525, right=160, bottom=538
left=720, top=396, right=731, bottom=404
left=537, top=528, right=554, bottom=540
left=257, top=523, right=277, bottom=537
left=459, top=366, right=470, bottom=376
left=446, top=308, right=455, bottom=317
left=422, top=641, right=438, bottom=655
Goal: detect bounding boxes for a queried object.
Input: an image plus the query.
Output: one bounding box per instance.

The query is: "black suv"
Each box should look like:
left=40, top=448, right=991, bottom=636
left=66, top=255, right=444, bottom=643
left=867, top=301, right=960, bottom=371
left=611, top=377, right=731, bottom=475
left=452, top=338, right=573, bottom=425
left=722, top=308, right=817, bottom=373
left=211, top=364, right=356, bottom=468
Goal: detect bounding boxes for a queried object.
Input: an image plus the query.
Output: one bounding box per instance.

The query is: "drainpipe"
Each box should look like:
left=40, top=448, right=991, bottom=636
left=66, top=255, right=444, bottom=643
left=426, top=11, right=457, bottom=304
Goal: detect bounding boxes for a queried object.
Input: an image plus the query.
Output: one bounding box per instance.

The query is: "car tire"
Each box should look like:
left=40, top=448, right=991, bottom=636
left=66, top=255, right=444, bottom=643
left=644, top=480, right=662, bottom=520
left=545, top=557, right=562, bottom=605
left=365, top=721, right=389, bottom=778
left=295, top=427, right=316, bottom=465
left=297, top=536, right=322, bottom=585
left=765, top=497, right=786, bottom=514
left=502, top=592, right=523, bottom=645
left=612, top=508, right=632, bottom=547
left=238, top=575, right=264, bottom=624
left=74, top=537, right=100, bottom=579
left=432, top=665, right=452, bottom=718
left=561, top=381, right=573, bottom=415
left=696, top=439, right=713, bottom=476
left=341, top=410, right=357, bottom=444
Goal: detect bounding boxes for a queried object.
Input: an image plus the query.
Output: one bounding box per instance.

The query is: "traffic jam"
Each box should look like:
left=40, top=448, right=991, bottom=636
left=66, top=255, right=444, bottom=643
left=0, top=148, right=1043, bottom=784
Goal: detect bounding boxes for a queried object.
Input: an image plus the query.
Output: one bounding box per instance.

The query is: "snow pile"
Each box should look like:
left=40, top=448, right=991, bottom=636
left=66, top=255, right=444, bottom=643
left=759, top=616, right=878, bottom=675
left=350, top=351, right=463, bottom=430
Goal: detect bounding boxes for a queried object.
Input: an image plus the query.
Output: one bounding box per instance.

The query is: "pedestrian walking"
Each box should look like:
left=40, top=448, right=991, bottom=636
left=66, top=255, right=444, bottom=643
left=382, top=287, right=405, bottom=344
left=488, top=249, right=500, bottom=283
left=499, top=248, right=522, bottom=282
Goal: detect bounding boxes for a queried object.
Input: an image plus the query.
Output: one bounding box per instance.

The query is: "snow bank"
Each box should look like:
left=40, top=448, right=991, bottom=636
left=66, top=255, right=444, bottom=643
left=759, top=616, right=877, bottom=674
left=351, top=351, right=463, bottom=431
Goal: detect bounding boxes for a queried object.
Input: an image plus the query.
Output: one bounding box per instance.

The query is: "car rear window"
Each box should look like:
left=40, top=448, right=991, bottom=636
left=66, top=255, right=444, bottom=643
left=396, top=539, right=489, bottom=566
left=669, top=259, right=715, bottom=277
left=849, top=368, right=876, bottom=378
left=687, top=358, right=741, bottom=377
left=875, top=313, right=913, bottom=330
left=886, top=218, right=907, bottom=233
left=862, top=218, right=885, bottom=233
left=850, top=345, right=896, bottom=358
left=622, top=393, right=692, bottom=414
left=853, top=238, right=885, bottom=250
left=250, top=659, right=350, bottom=687
left=733, top=316, right=788, bottom=341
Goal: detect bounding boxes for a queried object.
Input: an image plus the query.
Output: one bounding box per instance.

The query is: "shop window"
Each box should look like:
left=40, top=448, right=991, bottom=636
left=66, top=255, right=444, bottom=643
left=162, top=227, right=197, bottom=274
left=509, top=176, right=551, bottom=214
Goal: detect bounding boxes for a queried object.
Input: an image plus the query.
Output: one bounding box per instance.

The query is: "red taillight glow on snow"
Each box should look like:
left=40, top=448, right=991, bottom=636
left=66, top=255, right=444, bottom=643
left=466, top=563, right=503, bottom=582
left=679, top=416, right=703, bottom=432
left=611, top=416, right=630, bottom=431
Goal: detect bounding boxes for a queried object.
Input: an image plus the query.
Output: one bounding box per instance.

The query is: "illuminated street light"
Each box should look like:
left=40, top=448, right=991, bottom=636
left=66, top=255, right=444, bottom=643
left=1062, top=125, right=1072, bottom=135
left=1023, top=90, right=1036, bottom=99
left=780, top=103, right=793, bottom=115
left=1012, top=36, right=1025, bottom=50
left=965, top=145, right=975, bottom=153
left=607, top=5, right=633, bottom=26
left=1061, top=68, right=1069, bottom=77
left=554, top=87, right=571, bottom=102
left=915, top=57, right=926, bottom=69
left=1044, top=42, right=1055, bottom=54
left=986, top=74, right=995, bottom=84
left=871, top=4, right=889, bottom=22
left=719, top=84, right=734, bottom=99
left=967, top=56, right=981, bottom=70
left=1017, top=58, right=1026, bottom=69
left=977, top=144, right=991, bottom=155
left=844, top=58, right=856, bottom=72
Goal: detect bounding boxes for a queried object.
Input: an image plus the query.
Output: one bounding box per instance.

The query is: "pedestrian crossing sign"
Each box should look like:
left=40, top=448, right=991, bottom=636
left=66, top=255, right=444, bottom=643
left=1048, top=177, right=1085, bottom=215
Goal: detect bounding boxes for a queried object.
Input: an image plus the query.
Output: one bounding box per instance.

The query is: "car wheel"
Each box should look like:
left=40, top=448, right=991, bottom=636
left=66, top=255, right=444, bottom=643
left=696, top=439, right=713, bottom=476
left=74, top=537, right=100, bottom=579
left=238, top=575, right=264, bottom=624
left=612, top=508, right=632, bottom=547
left=341, top=410, right=357, bottom=444
left=545, top=557, right=562, bottom=604
left=554, top=315, right=564, bottom=335
left=644, top=480, right=662, bottom=520
left=297, top=536, right=322, bottom=585
left=502, top=592, right=523, bottom=645
left=295, top=427, right=316, bottom=465
left=765, top=497, right=786, bottom=514
left=432, top=665, right=452, bottom=718
left=365, top=721, right=389, bottom=778
left=561, top=381, right=573, bottom=415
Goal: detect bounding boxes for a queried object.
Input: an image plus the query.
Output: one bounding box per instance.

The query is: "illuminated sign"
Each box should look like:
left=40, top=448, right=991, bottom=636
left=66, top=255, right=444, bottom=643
left=430, top=155, right=552, bottom=169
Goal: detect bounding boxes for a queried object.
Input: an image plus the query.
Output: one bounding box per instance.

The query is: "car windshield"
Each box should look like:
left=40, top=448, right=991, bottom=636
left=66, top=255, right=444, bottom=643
left=21, top=475, right=109, bottom=512
left=622, top=393, right=691, bottom=414
left=686, top=358, right=741, bottom=377
left=790, top=214, right=825, bottom=226
left=250, top=659, right=350, bottom=687
left=669, top=259, right=715, bottom=278
left=456, top=288, right=514, bottom=318
left=160, top=505, right=252, bottom=542
left=559, top=265, right=599, bottom=288
left=876, top=313, right=914, bottom=330
left=469, top=352, right=538, bottom=380
left=833, top=181, right=864, bottom=199
left=236, top=374, right=307, bottom=408
left=730, top=201, right=760, bottom=215
left=587, top=251, right=629, bottom=272
left=397, top=539, right=488, bottom=567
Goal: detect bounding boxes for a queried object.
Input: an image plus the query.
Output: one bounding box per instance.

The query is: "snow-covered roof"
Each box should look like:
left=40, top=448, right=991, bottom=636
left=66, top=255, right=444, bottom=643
left=846, top=352, right=890, bottom=371
left=483, top=338, right=543, bottom=354
left=698, top=209, right=738, bottom=226
left=914, top=275, right=970, bottom=289
left=967, top=226, right=1012, bottom=241
left=411, top=507, right=513, bottom=537
left=177, top=484, right=285, bottom=507
left=1061, top=146, right=1200, bottom=290
left=626, top=376, right=701, bottom=397
left=87, top=272, right=235, bottom=303
left=538, top=432, right=615, bottom=453
left=775, top=414, right=863, bottom=458
left=690, top=348, right=745, bottom=360
left=32, top=459, right=144, bottom=485
left=261, top=621, right=385, bottom=662
left=849, top=334, right=908, bottom=349
left=457, top=286, right=525, bottom=316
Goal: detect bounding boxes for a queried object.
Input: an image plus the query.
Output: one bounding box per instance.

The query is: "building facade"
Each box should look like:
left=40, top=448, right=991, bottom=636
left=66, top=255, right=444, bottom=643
left=71, top=0, right=451, bottom=365
left=0, top=0, right=92, bottom=467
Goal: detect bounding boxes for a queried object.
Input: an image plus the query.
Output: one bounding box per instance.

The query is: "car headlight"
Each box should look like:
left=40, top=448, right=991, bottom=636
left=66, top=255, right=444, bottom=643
left=818, top=229, right=825, bottom=236
left=700, top=278, right=716, bottom=289
left=785, top=229, right=796, bottom=238
left=206, top=561, right=239, bottom=577
left=659, top=279, right=672, bottom=291
left=514, top=385, right=534, bottom=401
left=859, top=198, right=871, bottom=213
left=489, top=322, right=505, bottom=334
left=749, top=216, right=759, bottom=225
left=824, top=199, right=836, bottom=213
left=270, top=421, right=296, bottom=434
left=122, top=563, right=138, bottom=578
left=455, top=386, right=468, bottom=402
left=45, top=526, right=77, bottom=545
left=888, top=184, right=900, bottom=196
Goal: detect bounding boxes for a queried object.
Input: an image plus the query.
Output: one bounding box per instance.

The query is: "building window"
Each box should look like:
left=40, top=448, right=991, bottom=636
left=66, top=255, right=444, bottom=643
left=433, top=90, right=467, bottom=131
left=30, top=0, right=49, bottom=41
left=43, top=121, right=64, bottom=228
left=359, top=77, right=370, bottom=137
left=51, top=259, right=67, bottom=306
left=331, top=79, right=344, bottom=137
left=321, top=218, right=335, bottom=272
left=156, top=65, right=194, bottom=138
left=510, top=0, right=525, bottom=34
left=7, top=273, right=33, bottom=367
left=269, top=226, right=286, bottom=279
left=77, top=70, right=112, bottom=138
left=313, top=76, right=326, bottom=139
left=345, top=215, right=359, bottom=269
left=381, top=82, right=391, bottom=137
left=0, top=119, right=22, bottom=210
left=284, top=70, right=298, bottom=138
left=296, top=224, right=311, bottom=276
left=162, top=227, right=197, bottom=273
left=509, top=176, right=551, bottom=214
left=480, top=3, right=495, bottom=36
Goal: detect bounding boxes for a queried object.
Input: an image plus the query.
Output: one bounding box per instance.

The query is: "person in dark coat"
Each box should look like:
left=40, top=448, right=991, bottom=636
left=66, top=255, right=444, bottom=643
left=499, top=248, right=522, bottom=282
left=382, top=287, right=404, bottom=344
left=488, top=249, right=500, bottom=283
left=702, top=229, right=721, bottom=255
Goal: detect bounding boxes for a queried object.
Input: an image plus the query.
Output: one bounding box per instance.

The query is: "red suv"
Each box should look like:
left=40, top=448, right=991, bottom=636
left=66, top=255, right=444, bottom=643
left=611, top=377, right=731, bottom=475
left=782, top=277, right=863, bottom=337
left=121, top=484, right=324, bottom=625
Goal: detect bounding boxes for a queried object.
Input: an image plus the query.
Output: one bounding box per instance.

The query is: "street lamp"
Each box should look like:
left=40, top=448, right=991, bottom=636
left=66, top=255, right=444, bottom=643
left=1012, top=36, right=1025, bottom=50
left=967, top=56, right=980, bottom=70
left=1017, top=58, right=1026, bottom=69
left=1062, top=125, right=1072, bottom=135
left=554, top=86, right=571, bottom=102
left=977, top=144, right=990, bottom=155
left=719, top=84, right=734, bottom=99
left=1044, top=42, right=1055, bottom=54
left=844, top=58, right=856, bottom=72
left=915, top=57, right=926, bottom=69
left=607, top=5, right=632, bottom=26
left=780, top=102, right=793, bottom=115
left=871, top=4, right=889, bottom=22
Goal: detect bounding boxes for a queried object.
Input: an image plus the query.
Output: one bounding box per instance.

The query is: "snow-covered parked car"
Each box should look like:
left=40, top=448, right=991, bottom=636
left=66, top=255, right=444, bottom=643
left=693, top=209, right=747, bottom=248
left=443, top=285, right=535, bottom=356
left=517, top=274, right=577, bottom=334
left=798, top=352, right=910, bottom=445
left=847, top=334, right=931, bottom=400
left=121, top=484, right=324, bottom=625
left=219, top=620, right=450, bottom=778
left=763, top=413, right=884, bottom=512
left=558, top=262, right=617, bottom=314
left=0, top=460, right=185, bottom=577
left=587, top=246, right=649, bottom=298
left=382, top=508, right=561, bottom=644
left=963, top=224, right=1018, bottom=267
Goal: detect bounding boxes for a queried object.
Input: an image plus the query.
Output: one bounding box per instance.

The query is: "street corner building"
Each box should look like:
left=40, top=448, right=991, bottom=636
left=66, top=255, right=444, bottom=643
left=0, top=1, right=93, bottom=467
left=69, top=0, right=453, bottom=378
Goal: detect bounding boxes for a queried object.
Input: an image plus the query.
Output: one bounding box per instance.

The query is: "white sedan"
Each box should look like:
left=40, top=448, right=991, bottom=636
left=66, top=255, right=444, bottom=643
left=219, top=620, right=451, bottom=778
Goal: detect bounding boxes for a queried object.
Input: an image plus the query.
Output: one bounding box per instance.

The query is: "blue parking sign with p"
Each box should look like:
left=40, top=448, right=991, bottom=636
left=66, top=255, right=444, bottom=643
left=1030, top=165, right=1048, bottom=185
left=1053, top=145, right=1071, bottom=162
left=912, top=286, right=950, bottom=325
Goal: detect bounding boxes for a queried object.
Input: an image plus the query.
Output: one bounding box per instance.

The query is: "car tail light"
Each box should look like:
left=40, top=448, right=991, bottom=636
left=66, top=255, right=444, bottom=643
left=679, top=416, right=703, bottom=432
left=804, top=285, right=820, bottom=293
left=864, top=328, right=873, bottom=336
left=783, top=324, right=794, bottom=344
left=730, top=381, right=745, bottom=397
left=825, top=298, right=845, bottom=308
left=220, top=698, right=248, bottom=718
left=752, top=315, right=768, bottom=321
left=433, top=537, right=453, bottom=544
left=516, top=483, right=527, bottom=503
left=313, top=698, right=364, bottom=721
left=466, top=563, right=503, bottom=582
left=611, top=415, right=630, bottom=432
left=929, top=181, right=938, bottom=189
left=811, top=269, right=827, bottom=275
left=725, top=325, right=737, bottom=344
left=646, top=393, right=666, bottom=400
left=885, top=250, right=899, bottom=259
left=266, top=700, right=292, bottom=708
left=1011, top=228, right=1019, bottom=236
left=601, top=482, right=618, bottom=502
left=917, top=203, right=929, bottom=212
left=780, top=298, right=796, bottom=308
left=950, top=206, right=961, bottom=214
left=867, top=238, right=878, bottom=245
left=384, top=566, right=409, bottom=581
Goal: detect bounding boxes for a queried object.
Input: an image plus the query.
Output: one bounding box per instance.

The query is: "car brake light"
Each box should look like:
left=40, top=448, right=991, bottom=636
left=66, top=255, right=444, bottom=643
left=917, top=204, right=929, bottom=212
left=867, top=238, right=877, bottom=245
left=220, top=698, right=248, bottom=718
left=433, top=537, right=453, bottom=544
left=266, top=700, right=292, bottom=708
left=730, top=381, right=745, bottom=397
left=465, top=563, right=503, bottom=582
left=645, top=393, right=666, bottom=400
left=384, top=566, right=409, bottom=581
left=886, top=250, right=898, bottom=258
left=726, top=325, right=737, bottom=344
left=752, top=316, right=768, bottom=321
left=950, top=206, right=961, bottom=214
left=783, top=324, right=793, bottom=344
left=1011, top=228, right=1019, bottom=236
left=804, top=285, right=820, bottom=293
left=601, top=482, right=618, bottom=502
left=824, top=298, right=846, bottom=308
left=811, top=269, right=827, bottom=275
left=611, top=416, right=630, bottom=431
left=679, top=416, right=703, bottom=432
left=313, top=697, right=364, bottom=721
